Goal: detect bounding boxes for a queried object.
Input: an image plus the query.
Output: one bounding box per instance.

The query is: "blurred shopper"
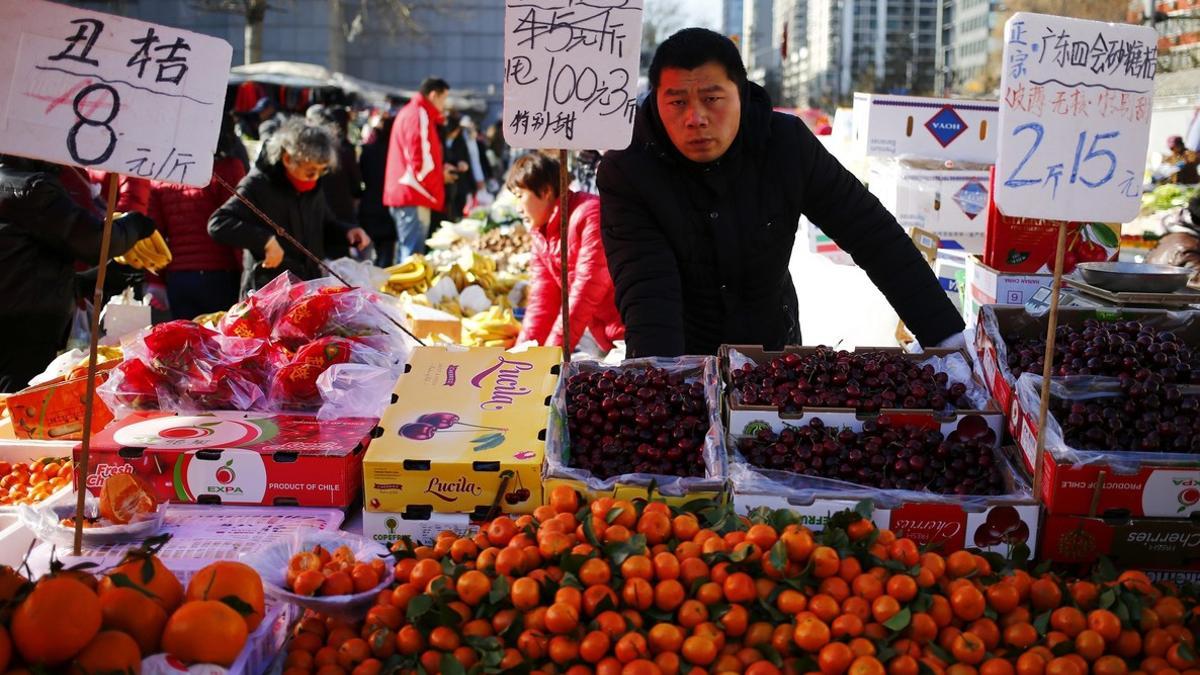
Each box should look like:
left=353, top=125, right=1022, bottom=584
left=307, top=104, right=364, bottom=260
left=0, top=155, right=154, bottom=391
left=209, top=119, right=370, bottom=294
left=149, top=122, right=249, bottom=319
left=508, top=153, right=624, bottom=354
left=1164, top=135, right=1199, bottom=185
left=383, top=77, right=454, bottom=259
left=359, top=113, right=399, bottom=267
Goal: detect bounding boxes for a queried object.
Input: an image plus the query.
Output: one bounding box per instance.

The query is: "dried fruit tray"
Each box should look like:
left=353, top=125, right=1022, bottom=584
left=1014, top=373, right=1200, bottom=518
left=543, top=356, right=727, bottom=505
left=975, top=305, right=1200, bottom=437
left=0, top=439, right=77, bottom=513
left=720, top=345, right=1004, bottom=446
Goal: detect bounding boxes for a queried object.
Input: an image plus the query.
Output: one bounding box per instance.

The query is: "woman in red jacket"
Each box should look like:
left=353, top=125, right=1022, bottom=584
left=509, top=153, right=624, bottom=353
left=148, top=125, right=249, bottom=320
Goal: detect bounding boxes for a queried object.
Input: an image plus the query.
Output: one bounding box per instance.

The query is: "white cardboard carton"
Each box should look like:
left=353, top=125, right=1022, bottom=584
left=868, top=159, right=992, bottom=253
left=963, top=255, right=1053, bottom=327
left=853, top=93, right=998, bottom=164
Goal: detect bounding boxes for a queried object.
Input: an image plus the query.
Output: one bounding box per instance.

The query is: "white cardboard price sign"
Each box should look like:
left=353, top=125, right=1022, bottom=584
left=502, top=0, right=644, bottom=150
left=0, top=0, right=232, bottom=187
left=995, top=12, right=1157, bottom=223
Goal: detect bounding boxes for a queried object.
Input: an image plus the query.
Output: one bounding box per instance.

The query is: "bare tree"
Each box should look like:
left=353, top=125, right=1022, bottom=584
left=641, top=0, right=688, bottom=66
left=190, top=0, right=446, bottom=65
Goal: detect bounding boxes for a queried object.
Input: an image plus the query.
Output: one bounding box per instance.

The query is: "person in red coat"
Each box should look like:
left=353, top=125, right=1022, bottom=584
left=383, top=78, right=454, bottom=260
left=148, top=132, right=249, bottom=320
left=509, top=153, right=625, bottom=353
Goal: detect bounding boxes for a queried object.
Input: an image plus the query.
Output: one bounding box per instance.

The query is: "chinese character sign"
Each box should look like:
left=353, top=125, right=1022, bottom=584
left=503, top=0, right=644, bottom=150
left=995, top=12, right=1157, bottom=223
left=0, top=1, right=232, bottom=187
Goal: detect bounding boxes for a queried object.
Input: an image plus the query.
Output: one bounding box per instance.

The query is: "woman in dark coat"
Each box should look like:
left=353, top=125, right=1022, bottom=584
left=358, top=114, right=399, bottom=267
left=208, top=118, right=371, bottom=295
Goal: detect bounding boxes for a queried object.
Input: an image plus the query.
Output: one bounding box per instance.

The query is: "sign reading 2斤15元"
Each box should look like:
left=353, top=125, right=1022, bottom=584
left=995, top=12, right=1157, bottom=223
left=0, top=0, right=232, bottom=187
left=502, top=0, right=644, bottom=151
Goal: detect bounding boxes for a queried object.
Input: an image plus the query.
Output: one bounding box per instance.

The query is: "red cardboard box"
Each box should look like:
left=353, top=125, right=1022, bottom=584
left=75, top=412, right=375, bottom=508
left=720, top=345, right=1004, bottom=445
left=1013, top=375, right=1200, bottom=518
left=982, top=168, right=1120, bottom=273
left=1040, top=512, right=1200, bottom=571
left=7, top=361, right=118, bottom=440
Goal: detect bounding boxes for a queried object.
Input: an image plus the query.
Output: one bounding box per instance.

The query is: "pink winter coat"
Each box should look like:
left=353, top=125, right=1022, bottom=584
left=518, top=191, right=625, bottom=351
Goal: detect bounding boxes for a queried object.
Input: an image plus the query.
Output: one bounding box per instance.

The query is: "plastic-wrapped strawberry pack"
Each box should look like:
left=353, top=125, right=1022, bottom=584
left=101, top=272, right=411, bottom=417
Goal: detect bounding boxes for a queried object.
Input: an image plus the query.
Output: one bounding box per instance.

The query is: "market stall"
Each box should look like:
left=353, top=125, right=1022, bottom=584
left=1, top=2, right=1199, bottom=675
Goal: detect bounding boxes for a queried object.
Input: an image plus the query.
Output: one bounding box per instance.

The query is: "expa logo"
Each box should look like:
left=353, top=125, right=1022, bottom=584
left=925, top=106, right=968, bottom=147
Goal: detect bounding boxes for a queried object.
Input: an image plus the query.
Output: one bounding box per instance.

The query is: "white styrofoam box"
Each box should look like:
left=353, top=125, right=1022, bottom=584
left=362, top=509, right=477, bottom=545
left=0, top=439, right=77, bottom=513
left=853, top=93, right=998, bottom=164
left=0, top=513, right=35, bottom=568
left=868, top=158, right=992, bottom=253
left=963, top=255, right=1053, bottom=328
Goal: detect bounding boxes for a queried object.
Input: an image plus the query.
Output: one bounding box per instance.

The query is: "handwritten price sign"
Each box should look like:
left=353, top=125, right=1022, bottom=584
left=0, top=0, right=232, bottom=187
left=995, top=13, right=1157, bottom=223
left=502, top=0, right=644, bottom=150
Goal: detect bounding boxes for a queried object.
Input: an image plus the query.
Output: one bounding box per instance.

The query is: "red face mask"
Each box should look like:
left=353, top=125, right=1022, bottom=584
left=287, top=174, right=318, bottom=193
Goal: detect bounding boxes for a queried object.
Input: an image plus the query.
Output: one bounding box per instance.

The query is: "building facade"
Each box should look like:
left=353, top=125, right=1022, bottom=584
left=723, top=0, right=746, bottom=44
left=54, top=0, right=506, bottom=102
left=948, top=0, right=996, bottom=93
left=744, top=0, right=781, bottom=98
left=775, top=0, right=809, bottom=106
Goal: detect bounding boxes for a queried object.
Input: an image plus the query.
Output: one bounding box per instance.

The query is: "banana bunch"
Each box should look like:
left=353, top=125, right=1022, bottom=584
left=192, top=311, right=225, bottom=327
left=383, top=255, right=433, bottom=294
left=115, top=231, right=172, bottom=273
left=461, top=306, right=521, bottom=348
left=66, top=345, right=123, bottom=379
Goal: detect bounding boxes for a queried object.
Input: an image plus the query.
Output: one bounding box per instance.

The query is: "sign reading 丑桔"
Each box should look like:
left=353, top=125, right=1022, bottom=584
left=994, top=12, right=1158, bottom=223
left=0, top=0, right=232, bottom=187
left=502, top=0, right=644, bottom=150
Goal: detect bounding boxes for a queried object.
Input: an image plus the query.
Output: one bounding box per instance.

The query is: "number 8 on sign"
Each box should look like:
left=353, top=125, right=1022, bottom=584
left=67, top=83, right=120, bottom=165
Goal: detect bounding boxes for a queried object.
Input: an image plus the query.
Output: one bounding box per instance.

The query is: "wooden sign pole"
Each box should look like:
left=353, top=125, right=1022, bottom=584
left=1032, top=219, right=1067, bottom=498
left=74, top=173, right=120, bottom=555
left=558, top=149, right=571, bottom=364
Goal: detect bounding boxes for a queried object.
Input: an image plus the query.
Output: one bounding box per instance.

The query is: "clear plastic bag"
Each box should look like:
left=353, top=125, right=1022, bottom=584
left=1015, top=372, right=1200, bottom=470
left=18, top=497, right=166, bottom=547
left=316, top=363, right=405, bottom=421
left=240, top=526, right=393, bottom=622
left=727, top=425, right=1033, bottom=510
left=268, top=335, right=403, bottom=412
left=218, top=272, right=301, bottom=339
left=544, top=356, right=728, bottom=497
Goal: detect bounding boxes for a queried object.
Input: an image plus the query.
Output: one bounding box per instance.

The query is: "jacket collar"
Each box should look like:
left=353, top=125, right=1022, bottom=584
left=538, top=190, right=580, bottom=238
left=412, top=94, right=445, bottom=126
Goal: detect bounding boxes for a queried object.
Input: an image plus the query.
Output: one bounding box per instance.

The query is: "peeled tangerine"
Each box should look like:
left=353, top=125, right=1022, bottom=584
left=99, top=473, right=158, bottom=525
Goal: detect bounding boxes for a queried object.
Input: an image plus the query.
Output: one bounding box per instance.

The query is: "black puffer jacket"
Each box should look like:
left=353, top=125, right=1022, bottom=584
left=597, top=83, right=965, bottom=357
left=208, top=154, right=354, bottom=294
left=0, top=162, right=150, bottom=388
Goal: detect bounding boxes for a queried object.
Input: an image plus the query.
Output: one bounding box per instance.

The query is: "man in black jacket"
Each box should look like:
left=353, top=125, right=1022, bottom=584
left=0, top=156, right=154, bottom=391
left=597, top=29, right=965, bottom=357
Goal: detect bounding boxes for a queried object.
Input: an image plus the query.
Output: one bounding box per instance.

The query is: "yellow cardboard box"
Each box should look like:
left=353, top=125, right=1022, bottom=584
left=364, top=346, right=560, bottom=514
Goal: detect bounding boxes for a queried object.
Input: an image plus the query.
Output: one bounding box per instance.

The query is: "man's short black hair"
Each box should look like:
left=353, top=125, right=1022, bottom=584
left=648, top=28, right=747, bottom=90
left=420, top=77, right=450, bottom=97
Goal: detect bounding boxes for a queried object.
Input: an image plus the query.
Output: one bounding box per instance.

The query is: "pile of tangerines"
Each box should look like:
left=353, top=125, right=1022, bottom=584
left=278, top=486, right=1199, bottom=675
left=0, top=536, right=266, bottom=673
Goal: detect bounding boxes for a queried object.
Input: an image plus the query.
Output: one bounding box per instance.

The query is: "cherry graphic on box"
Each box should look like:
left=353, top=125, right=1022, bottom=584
left=398, top=412, right=508, bottom=447
left=972, top=505, right=1030, bottom=548
left=501, top=469, right=531, bottom=505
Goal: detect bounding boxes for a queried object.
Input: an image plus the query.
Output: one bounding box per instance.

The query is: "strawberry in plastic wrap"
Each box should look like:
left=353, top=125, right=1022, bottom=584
left=142, top=321, right=220, bottom=375
left=104, top=358, right=171, bottom=411
left=217, top=272, right=300, bottom=339
left=188, top=362, right=265, bottom=410
left=272, top=286, right=367, bottom=347
left=268, top=336, right=357, bottom=409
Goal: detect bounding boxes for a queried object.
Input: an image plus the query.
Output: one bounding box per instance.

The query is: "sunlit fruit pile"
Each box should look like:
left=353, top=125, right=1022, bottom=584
left=565, top=367, right=709, bottom=479
left=287, top=545, right=391, bottom=597
left=0, top=457, right=72, bottom=507
left=277, top=487, right=1198, bottom=675
left=731, top=348, right=973, bottom=414
left=736, top=415, right=1006, bottom=495
left=0, top=537, right=265, bottom=671
left=1006, top=321, right=1199, bottom=381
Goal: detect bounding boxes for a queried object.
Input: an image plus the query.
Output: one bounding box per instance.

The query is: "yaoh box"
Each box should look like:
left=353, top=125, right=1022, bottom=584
left=75, top=412, right=375, bottom=508
left=364, top=346, right=561, bottom=515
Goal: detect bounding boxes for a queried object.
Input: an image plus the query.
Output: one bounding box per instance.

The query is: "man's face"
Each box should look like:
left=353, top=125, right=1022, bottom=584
left=428, top=89, right=450, bottom=114
left=655, top=61, right=741, bottom=163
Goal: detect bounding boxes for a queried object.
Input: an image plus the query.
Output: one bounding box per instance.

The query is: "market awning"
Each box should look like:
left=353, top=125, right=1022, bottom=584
left=229, top=61, right=488, bottom=112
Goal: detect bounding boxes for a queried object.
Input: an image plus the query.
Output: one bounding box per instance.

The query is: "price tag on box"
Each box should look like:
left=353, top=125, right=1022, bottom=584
left=994, top=13, right=1157, bottom=224
left=502, top=1, right=644, bottom=150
